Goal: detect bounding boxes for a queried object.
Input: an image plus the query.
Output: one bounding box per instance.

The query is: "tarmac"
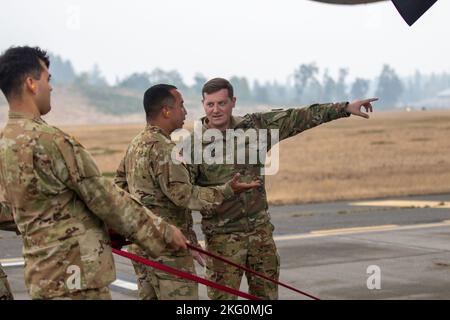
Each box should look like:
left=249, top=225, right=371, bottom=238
left=2, top=193, right=450, bottom=300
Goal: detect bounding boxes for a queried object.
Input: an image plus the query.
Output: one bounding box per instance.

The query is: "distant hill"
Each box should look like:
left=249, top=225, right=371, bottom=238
left=0, top=84, right=232, bottom=126
left=0, top=85, right=146, bottom=126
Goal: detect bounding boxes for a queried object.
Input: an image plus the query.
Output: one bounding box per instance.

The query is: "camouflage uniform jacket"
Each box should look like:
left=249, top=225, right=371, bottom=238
left=190, top=103, right=350, bottom=236
left=0, top=112, right=174, bottom=299
left=115, top=124, right=233, bottom=248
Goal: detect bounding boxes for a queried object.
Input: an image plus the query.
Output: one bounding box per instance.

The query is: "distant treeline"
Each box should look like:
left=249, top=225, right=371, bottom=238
left=49, top=53, right=450, bottom=114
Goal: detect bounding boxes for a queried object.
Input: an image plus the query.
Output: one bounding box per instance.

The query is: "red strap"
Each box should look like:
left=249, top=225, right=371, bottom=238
left=115, top=240, right=320, bottom=300
left=112, top=248, right=260, bottom=300
left=187, top=243, right=320, bottom=300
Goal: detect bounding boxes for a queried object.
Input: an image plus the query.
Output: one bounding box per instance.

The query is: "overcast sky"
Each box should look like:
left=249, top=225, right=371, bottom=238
left=0, top=0, right=448, bottom=85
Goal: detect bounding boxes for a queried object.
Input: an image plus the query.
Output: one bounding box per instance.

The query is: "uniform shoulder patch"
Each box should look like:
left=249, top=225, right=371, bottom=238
left=63, top=134, right=84, bottom=147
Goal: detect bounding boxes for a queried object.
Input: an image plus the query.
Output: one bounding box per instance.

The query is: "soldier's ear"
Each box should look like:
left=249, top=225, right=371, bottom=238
left=231, top=97, right=236, bottom=108
left=162, top=106, right=171, bottom=118
left=25, top=77, right=37, bottom=95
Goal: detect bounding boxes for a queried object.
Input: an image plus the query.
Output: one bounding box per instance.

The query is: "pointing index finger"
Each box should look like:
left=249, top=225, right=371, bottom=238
left=363, top=97, right=378, bottom=103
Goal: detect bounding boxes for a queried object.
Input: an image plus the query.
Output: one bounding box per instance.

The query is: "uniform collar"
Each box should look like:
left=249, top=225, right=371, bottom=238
left=197, top=115, right=245, bottom=145
left=8, top=111, right=44, bottom=123
left=200, top=115, right=245, bottom=131
left=145, top=124, right=171, bottom=139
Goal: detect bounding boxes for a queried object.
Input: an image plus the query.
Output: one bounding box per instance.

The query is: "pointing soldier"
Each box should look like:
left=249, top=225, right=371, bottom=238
left=190, top=77, right=376, bottom=299
left=0, top=46, right=187, bottom=300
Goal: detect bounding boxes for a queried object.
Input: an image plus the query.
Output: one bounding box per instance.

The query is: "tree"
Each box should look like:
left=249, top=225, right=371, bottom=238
left=335, top=68, right=349, bottom=101
left=293, top=63, right=319, bottom=103
left=87, top=64, right=108, bottom=87
left=303, top=77, right=322, bottom=103
left=265, top=81, right=287, bottom=105
left=149, top=68, right=186, bottom=89
left=230, top=76, right=251, bottom=101
left=49, top=53, right=77, bottom=85
left=350, top=78, right=370, bottom=100
left=74, top=72, right=90, bottom=87
left=412, top=70, right=424, bottom=101
left=321, top=69, right=336, bottom=102
left=192, top=73, right=207, bottom=94
left=117, top=72, right=151, bottom=91
left=375, top=64, right=404, bottom=109
left=253, top=80, right=269, bottom=104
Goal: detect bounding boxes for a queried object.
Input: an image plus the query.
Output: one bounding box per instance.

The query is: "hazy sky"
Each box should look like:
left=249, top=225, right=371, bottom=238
left=0, top=0, right=448, bottom=85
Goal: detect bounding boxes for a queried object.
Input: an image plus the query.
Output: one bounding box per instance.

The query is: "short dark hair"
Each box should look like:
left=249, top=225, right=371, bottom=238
left=0, top=46, right=50, bottom=99
left=143, top=84, right=177, bottom=120
left=202, top=78, right=234, bottom=99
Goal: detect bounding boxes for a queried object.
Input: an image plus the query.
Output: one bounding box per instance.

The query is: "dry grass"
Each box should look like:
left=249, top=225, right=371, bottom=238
left=60, top=110, right=450, bottom=205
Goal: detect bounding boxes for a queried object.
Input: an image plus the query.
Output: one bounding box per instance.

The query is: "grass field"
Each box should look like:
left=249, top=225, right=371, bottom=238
left=60, top=110, right=450, bottom=205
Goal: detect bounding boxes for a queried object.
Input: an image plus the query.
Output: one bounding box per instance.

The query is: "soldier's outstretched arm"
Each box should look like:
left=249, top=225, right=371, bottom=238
left=52, top=135, right=186, bottom=256
left=251, top=98, right=377, bottom=141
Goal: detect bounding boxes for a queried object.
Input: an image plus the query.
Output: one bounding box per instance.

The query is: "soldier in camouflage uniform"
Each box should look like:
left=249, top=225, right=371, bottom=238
left=115, top=84, right=260, bottom=300
left=190, top=78, right=376, bottom=299
left=0, top=201, right=15, bottom=300
left=0, top=46, right=188, bottom=300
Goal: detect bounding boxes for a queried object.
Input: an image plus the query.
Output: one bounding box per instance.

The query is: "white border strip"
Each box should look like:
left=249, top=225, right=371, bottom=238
left=110, top=279, right=138, bottom=291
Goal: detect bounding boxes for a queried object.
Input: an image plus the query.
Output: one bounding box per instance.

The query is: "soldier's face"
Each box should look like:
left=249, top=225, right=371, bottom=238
left=169, top=89, right=187, bottom=130
left=202, top=89, right=235, bottom=130
left=34, top=60, right=52, bottom=115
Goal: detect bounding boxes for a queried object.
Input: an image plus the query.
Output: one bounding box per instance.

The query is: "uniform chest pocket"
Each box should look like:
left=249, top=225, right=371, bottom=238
left=200, top=164, right=235, bottom=184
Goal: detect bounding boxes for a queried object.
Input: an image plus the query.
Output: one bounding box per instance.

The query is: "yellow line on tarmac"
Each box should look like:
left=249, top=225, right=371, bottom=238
left=0, top=257, right=24, bottom=267
left=351, top=200, right=450, bottom=208
left=273, top=220, right=450, bottom=241
left=197, top=220, right=450, bottom=245
left=0, top=258, right=24, bottom=263
left=310, top=224, right=398, bottom=235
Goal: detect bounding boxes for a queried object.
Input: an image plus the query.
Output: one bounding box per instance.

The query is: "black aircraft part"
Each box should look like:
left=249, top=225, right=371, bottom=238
left=391, top=0, right=437, bottom=26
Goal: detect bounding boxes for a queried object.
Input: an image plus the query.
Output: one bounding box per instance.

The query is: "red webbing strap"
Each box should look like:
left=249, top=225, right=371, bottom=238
left=112, top=248, right=260, bottom=300
left=187, top=243, right=320, bottom=300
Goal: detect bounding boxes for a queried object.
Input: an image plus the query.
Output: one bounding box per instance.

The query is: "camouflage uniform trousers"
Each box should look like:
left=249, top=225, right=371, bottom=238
left=130, top=245, right=198, bottom=300
left=48, top=287, right=111, bottom=300
left=205, top=223, right=280, bottom=300
left=0, top=265, right=13, bottom=300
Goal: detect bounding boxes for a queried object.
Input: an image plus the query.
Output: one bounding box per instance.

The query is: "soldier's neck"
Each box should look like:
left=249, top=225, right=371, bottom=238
left=9, top=97, right=41, bottom=119
left=206, top=117, right=232, bottom=132
left=148, top=120, right=173, bottom=137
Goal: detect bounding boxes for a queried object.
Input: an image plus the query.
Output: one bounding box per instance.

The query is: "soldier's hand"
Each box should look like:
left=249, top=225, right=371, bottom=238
left=191, top=247, right=206, bottom=267
left=167, top=225, right=188, bottom=251
left=108, top=228, right=128, bottom=250
left=346, top=98, right=378, bottom=119
left=230, top=173, right=262, bottom=194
